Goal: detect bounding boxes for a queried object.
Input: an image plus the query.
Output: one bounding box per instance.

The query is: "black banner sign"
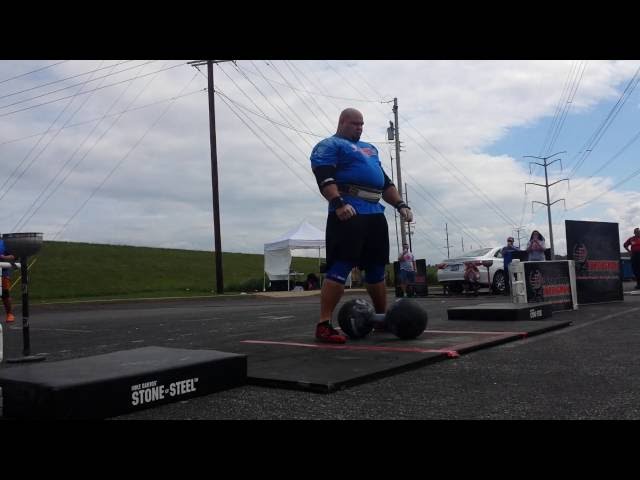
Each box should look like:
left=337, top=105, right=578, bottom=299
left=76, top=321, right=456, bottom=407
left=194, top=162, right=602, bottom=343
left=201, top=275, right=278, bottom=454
left=524, top=261, right=574, bottom=311
left=565, top=220, right=623, bottom=304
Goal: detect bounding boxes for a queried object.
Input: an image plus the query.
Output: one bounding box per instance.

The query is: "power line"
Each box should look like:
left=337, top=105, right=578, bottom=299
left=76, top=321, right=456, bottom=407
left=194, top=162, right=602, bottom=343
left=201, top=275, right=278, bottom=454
left=566, top=65, right=640, bottom=178
left=214, top=86, right=322, bottom=187
left=0, top=60, right=157, bottom=110
left=216, top=63, right=324, bottom=151
left=292, top=62, right=347, bottom=111
left=570, top=125, right=640, bottom=192
left=0, top=62, right=186, bottom=119
left=322, top=61, right=382, bottom=103
left=402, top=168, right=484, bottom=246
left=348, top=63, right=393, bottom=103
left=214, top=90, right=321, bottom=198
left=268, top=61, right=334, bottom=133
left=552, top=66, right=640, bottom=229
left=239, top=61, right=315, bottom=149
left=399, top=117, right=519, bottom=228
left=0, top=61, right=110, bottom=203
left=237, top=61, right=383, bottom=104
left=539, top=61, right=580, bottom=157
left=213, top=88, right=324, bottom=138
left=567, top=164, right=640, bottom=211
left=50, top=72, right=200, bottom=242
left=283, top=61, right=337, bottom=129
left=0, top=89, right=206, bottom=148
left=260, top=61, right=321, bottom=139
left=0, top=60, right=69, bottom=85
left=0, top=60, right=136, bottom=101
left=12, top=61, right=157, bottom=232
left=523, top=62, right=584, bottom=231
left=544, top=61, right=588, bottom=156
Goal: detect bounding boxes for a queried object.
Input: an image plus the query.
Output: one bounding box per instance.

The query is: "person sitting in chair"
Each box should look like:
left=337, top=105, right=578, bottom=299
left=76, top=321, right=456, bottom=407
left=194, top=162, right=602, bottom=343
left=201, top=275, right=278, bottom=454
left=305, top=273, right=320, bottom=290
left=463, top=261, right=481, bottom=296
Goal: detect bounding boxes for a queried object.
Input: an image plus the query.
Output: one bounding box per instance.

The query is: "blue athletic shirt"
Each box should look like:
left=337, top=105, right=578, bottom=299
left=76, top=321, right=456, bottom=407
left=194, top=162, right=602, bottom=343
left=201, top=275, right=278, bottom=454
left=310, top=135, right=386, bottom=214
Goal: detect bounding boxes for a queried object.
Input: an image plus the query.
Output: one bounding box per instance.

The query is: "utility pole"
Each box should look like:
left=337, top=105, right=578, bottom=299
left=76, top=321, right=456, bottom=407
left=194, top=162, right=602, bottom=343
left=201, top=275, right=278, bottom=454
left=391, top=99, right=408, bottom=247
left=188, top=60, right=232, bottom=294
left=513, top=226, right=526, bottom=249
left=389, top=153, right=400, bottom=257
left=444, top=223, right=451, bottom=259
left=524, top=151, right=569, bottom=259
left=405, top=183, right=413, bottom=252
left=461, top=236, right=464, bottom=253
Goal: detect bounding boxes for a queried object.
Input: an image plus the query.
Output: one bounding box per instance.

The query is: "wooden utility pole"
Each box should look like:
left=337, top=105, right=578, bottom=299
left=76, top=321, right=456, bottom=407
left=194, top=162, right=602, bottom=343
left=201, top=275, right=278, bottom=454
left=445, top=223, right=451, bottom=259
left=392, top=98, right=408, bottom=247
left=188, top=60, right=233, bottom=294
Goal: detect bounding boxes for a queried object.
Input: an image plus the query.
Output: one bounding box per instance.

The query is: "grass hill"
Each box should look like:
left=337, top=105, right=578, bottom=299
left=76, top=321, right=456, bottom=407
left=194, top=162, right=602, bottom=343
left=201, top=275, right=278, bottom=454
left=6, top=241, right=437, bottom=303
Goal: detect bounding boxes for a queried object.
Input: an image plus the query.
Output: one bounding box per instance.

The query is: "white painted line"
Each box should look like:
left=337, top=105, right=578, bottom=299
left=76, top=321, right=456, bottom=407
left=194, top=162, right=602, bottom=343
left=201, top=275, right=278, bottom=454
left=29, top=327, right=93, bottom=334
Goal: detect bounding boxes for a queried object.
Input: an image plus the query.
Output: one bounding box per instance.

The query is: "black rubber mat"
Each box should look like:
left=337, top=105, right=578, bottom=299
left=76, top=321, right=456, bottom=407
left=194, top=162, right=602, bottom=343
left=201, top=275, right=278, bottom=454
left=237, top=319, right=572, bottom=393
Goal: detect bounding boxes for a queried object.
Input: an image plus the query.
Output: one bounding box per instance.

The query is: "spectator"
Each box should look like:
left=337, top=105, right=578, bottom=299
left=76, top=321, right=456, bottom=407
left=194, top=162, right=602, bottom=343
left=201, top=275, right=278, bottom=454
left=623, top=227, right=640, bottom=289
left=463, top=261, right=481, bottom=296
left=0, top=236, right=16, bottom=323
left=526, top=230, right=546, bottom=262
left=398, top=243, right=417, bottom=297
left=305, top=273, right=320, bottom=290
left=501, top=236, right=521, bottom=294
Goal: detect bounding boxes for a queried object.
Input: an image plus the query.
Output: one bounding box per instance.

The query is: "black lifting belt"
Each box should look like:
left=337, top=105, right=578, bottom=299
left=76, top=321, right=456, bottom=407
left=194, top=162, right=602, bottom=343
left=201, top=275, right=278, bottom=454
left=338, top=183, right=383, bottom=203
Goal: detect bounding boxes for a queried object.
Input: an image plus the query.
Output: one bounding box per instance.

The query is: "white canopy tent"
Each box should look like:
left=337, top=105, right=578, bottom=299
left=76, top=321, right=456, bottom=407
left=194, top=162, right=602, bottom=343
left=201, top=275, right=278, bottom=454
left=263, top=221, right=325, bottom=291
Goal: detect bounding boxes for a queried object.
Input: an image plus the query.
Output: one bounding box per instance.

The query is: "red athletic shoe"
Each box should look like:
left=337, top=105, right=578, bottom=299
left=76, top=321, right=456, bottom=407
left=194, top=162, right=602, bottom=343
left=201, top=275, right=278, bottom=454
left=315, top=322, right=347, bottom=344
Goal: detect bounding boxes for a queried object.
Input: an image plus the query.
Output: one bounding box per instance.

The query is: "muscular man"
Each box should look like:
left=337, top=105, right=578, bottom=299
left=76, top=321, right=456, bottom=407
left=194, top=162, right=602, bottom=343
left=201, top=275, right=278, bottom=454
left=310, top=108, right=412, bottom=343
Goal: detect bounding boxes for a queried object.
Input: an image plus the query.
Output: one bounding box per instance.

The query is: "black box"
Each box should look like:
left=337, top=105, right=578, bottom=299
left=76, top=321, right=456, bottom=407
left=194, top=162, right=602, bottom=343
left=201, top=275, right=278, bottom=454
left=0, top=346, right=247, bottom=419
left=447, top=302, right=554, bottom=321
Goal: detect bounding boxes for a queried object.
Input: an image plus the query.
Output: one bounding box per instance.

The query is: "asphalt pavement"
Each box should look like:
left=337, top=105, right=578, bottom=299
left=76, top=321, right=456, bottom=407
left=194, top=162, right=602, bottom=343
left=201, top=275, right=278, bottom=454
left=1, top=283, right=639, bottom=419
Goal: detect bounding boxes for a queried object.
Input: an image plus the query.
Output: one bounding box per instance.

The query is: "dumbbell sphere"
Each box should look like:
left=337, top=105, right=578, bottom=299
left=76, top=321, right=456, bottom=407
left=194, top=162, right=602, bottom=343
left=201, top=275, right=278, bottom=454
left=337, top=298, right=375, bottom=339
left=386, top=298, right=428, bottom=340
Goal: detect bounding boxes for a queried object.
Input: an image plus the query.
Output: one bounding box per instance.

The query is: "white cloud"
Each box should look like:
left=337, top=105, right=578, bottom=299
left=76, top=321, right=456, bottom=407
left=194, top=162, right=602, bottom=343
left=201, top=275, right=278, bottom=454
left=1, top=59, right=639, bottom=265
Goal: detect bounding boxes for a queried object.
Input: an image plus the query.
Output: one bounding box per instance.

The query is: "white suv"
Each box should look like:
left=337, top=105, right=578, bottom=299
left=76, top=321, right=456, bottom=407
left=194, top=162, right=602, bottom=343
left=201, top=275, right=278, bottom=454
left=436, top=247, right=507, bottom=294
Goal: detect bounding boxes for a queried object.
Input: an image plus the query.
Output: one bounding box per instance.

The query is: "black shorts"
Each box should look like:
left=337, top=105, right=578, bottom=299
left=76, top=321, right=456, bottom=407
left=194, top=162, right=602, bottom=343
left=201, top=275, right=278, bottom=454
left=325, top=212, right=389, bottom=269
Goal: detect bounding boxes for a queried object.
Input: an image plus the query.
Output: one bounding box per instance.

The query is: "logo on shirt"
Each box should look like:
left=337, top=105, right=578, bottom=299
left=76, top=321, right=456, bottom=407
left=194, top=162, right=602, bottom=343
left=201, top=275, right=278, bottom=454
left=359, top=147, right=376, bottom=157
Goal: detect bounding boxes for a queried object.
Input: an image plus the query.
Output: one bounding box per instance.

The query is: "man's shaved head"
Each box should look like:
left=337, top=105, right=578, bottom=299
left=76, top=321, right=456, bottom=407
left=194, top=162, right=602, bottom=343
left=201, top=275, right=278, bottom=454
left=337, top=108, right=364, bottom=142
left=339, top=108, right=362, bottom=123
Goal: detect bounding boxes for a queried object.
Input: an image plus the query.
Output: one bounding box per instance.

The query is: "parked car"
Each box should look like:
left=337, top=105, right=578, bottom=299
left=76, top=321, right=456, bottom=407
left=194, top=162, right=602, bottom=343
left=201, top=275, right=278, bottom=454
left=436, top=247, right=507, bottom=294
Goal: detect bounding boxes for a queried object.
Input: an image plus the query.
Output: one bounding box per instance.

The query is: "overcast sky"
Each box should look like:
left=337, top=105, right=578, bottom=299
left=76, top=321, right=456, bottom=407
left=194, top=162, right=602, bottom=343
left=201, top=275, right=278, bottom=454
left=1, top=59, right=639, bottom=262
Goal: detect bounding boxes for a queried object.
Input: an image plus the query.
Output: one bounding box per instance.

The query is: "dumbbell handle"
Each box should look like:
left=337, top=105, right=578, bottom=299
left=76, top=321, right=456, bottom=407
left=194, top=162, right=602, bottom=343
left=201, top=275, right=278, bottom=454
left=371, top=312, right=386, bottom=327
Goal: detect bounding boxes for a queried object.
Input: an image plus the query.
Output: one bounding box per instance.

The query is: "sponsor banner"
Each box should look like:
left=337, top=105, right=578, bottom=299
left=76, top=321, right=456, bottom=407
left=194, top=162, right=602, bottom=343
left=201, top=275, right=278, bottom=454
left=524, top=260, right=575, bottom=311
left=565, top=220, right=623, bottom=304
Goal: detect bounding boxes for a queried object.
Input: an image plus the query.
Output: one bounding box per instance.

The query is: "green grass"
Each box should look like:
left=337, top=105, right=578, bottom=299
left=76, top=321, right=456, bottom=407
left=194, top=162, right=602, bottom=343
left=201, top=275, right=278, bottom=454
left=13, top=241, right=322, bottom=303
left=6, top=241, right=438, bottom=303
